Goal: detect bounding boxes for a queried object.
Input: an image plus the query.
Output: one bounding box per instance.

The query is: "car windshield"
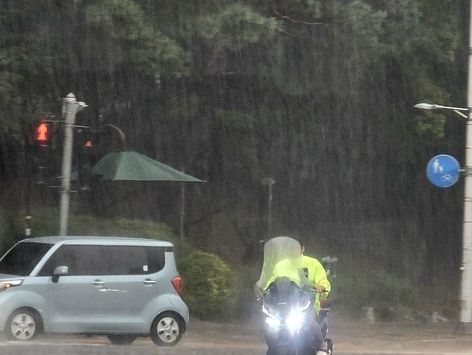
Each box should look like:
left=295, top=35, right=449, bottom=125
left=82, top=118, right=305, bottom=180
left=0, top=242, right=53, bottom=276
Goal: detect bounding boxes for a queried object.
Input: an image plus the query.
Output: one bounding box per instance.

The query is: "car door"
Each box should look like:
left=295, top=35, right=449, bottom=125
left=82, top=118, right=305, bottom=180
left=95, top=245, right=166, bottom=332
left=39, top=244, right=109, bottom=332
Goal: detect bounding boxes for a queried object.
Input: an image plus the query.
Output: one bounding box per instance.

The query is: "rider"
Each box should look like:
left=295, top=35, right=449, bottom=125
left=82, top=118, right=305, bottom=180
left=299, top=239, right=331, bottom=314
left=255, top=236, right=325, bottom=355
left=299, top=238, right=331, bottom=351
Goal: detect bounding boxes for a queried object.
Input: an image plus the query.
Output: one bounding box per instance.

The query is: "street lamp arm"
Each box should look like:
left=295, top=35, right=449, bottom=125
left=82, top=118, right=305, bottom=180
left=414, top=102, right=469, bottom=119
left=454, top=110, right=469, bottom=119
left=414, top=102, right=469, bottom=111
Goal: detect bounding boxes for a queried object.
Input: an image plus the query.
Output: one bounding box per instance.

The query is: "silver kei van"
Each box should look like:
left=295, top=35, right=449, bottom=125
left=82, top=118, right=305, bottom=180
left=0, top=236, right=189, bottom=346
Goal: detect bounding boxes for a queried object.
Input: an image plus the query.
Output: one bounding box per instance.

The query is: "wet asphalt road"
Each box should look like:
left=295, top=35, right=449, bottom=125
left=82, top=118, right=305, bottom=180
left=2, top=341, right=472, bottom=355
left=0, top=337, right=266, bottom=355
left=2, top=317, right=472, bottom=354
left=0, top=344, right=262, bottom=355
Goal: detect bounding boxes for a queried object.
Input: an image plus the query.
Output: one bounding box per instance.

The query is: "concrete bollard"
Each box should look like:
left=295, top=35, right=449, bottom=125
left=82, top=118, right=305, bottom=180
left=363, top=306, right=375, bottom=324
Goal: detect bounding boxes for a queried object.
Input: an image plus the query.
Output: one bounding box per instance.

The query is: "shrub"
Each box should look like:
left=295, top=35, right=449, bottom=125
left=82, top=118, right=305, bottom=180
left=232, top=264, right=261, bottom=320
left=336, top=264, right=420, bottom=318
left=178, top=251, right=237, bottom=320
left=0, top=208, right=23, bottom=254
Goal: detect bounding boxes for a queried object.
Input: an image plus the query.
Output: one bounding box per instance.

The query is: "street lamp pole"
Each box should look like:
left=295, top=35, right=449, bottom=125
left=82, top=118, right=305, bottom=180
left=461, top=0, right=472, bottom=330
left=415, top=103, right=472, bottom=332
left=261, top=178, right=276, bottom=238
left=414, top=1, right=472, bottom=331
left=59, top=93, right=87, bottom=236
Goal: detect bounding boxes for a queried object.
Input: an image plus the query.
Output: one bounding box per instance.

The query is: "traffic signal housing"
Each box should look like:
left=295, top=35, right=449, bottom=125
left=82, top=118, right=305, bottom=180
left=34, top=121, right=50, bottom=146
left=76, top=128, right=96, bottom=191
left=29, top=118, right=55, bottom=185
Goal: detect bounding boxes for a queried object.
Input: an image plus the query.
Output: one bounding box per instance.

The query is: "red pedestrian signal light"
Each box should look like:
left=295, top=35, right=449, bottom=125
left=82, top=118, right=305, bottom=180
left=35, top=121, right=49, bottom=145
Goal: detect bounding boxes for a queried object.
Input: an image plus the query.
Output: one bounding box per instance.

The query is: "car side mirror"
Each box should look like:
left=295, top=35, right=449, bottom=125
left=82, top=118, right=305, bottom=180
left=52, top=265, right=69, bottom=283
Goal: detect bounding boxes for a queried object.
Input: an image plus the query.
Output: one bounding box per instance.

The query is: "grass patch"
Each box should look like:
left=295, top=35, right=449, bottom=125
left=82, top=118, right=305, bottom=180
left=0, top=207, right=195, bottom=257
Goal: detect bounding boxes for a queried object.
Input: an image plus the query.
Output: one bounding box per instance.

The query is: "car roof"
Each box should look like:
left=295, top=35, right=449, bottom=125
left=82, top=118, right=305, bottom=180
left=20, top=236, right=174, bottom=247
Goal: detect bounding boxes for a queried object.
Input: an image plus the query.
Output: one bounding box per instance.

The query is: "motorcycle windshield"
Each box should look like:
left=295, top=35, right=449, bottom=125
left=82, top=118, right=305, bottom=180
left=256, top=236, right=310, bottom=291
left=264, top=278, right=312, bottom=312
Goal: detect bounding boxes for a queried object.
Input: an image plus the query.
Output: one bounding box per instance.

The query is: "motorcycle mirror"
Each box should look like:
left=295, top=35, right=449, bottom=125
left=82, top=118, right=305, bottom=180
left=322, top=256, right=338, bottom=264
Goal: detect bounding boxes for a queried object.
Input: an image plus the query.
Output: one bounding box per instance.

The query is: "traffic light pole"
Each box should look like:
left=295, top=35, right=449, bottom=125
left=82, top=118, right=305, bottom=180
left=59, top=93, right=87, bottom=236
left=24, top=127, right=33, bottom=237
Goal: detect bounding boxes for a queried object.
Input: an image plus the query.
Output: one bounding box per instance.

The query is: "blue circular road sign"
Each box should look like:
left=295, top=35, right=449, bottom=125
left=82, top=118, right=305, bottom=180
left=426, top=154, right=460, bottom=188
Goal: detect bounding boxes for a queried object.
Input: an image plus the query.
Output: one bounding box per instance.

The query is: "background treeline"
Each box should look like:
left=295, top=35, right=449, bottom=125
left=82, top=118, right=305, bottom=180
left=0, top=0, right=468, bottom=316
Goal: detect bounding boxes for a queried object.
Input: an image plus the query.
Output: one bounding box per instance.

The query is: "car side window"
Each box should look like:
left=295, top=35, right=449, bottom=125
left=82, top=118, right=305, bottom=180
left=38, top=245, right=108, bottom=276
left=147, top=247, right=165, bottom=273
left=105, top=246, right=165, bottom=275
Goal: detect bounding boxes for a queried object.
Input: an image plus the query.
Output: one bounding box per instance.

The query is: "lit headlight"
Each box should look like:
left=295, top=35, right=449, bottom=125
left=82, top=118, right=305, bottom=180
left=265, top=315, right=281, bottom=330
left=286, top=310, right=304, bottom=332
left=286, top=299, right=311, bottom=333
left=263, top=304, right=281, bottom=331
left=0, top=279, right=23, bottom=291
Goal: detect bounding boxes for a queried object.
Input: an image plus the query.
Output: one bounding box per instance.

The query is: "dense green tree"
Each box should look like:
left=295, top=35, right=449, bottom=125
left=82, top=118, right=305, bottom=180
left=0, top=0, right=467, bottom=289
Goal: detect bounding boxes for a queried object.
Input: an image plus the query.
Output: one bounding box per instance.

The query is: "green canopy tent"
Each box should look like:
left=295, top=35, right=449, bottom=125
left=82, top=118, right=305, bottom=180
left=91, top=151, right=203, bottom=236
left=91, top=151, right=203, bottom=182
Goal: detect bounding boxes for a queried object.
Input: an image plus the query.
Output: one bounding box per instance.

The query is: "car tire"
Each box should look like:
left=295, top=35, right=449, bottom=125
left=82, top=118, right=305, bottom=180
left=6, top=309, right=40, bottom=341
left=107, top=334, right=137, bottom=345
left=150, top=312, right=183, bottom=346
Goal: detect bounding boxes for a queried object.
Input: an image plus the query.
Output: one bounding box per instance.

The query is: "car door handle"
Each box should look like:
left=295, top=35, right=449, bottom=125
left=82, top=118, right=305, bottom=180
left=144, top=279, right=156, bottom=285
left=93, top=280, right=105, bottom=286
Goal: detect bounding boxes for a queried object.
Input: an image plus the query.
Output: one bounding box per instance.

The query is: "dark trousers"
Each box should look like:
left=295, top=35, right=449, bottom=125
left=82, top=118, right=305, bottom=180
left=316, top=310, right=329, bottom=339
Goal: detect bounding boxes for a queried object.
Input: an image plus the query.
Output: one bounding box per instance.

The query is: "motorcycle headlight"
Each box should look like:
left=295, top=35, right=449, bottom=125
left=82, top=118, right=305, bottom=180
left=265, top=315, right=281, bottom=330
left=0, top=279, right=23, bottom=291
left=263, top=304, right=281, bottom=331
left=286, top=299, right=311, bottom=333
left=286, top=310, right=304, bottom=332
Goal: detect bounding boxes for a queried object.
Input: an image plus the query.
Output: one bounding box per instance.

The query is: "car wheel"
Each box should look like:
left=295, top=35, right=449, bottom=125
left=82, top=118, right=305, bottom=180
left=150, top=312, right=183, bottom=346
left=6, top=309, right=40, bottom=341
left=107, top=334, right=137, bottom=345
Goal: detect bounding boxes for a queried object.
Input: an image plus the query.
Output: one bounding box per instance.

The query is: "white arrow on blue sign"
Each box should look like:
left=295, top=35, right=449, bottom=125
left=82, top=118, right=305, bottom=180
left=426, top=154, right=461, bottom=188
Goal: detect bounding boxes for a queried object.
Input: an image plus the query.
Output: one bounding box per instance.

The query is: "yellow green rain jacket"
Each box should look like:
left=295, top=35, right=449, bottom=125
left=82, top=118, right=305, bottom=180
left=302, top=255, right=331, bottom=312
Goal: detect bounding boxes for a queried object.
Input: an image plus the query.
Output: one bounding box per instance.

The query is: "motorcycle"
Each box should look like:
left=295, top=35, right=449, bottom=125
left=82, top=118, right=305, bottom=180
left=256, top=236, right=335, bottom=355
left=260, top=277, right=320, bottom=355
